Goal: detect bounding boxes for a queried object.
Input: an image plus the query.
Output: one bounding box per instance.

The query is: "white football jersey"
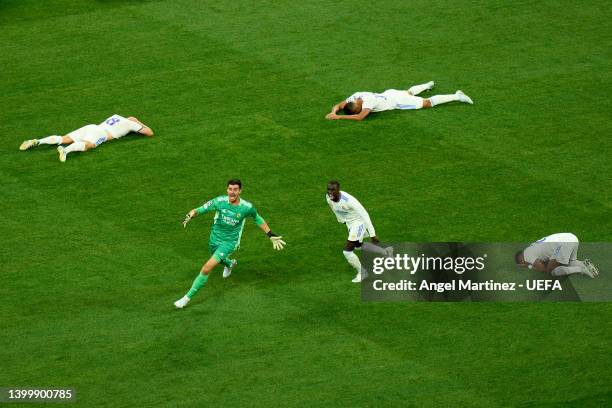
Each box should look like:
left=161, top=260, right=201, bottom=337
left=523, top=233, right=579, bottom=265
left=346, top=92, right=395, bottom=112
left=99, top=114, right=143, bottom=139
left=326, top=191, right=376, bottom=236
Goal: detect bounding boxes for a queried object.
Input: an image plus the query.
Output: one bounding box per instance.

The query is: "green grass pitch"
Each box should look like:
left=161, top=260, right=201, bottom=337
left=1, top=0, right=610, bottom=406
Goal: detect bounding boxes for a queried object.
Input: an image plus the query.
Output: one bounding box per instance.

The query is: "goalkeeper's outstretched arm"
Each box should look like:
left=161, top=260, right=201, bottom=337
left=255, top=215, right=286, bottom=251
left=182, top=208, right=198, bottom=228
left=182, top=199, right=217, bottom=228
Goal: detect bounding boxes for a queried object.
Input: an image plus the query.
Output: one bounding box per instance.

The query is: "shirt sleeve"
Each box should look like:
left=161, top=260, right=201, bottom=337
left=250, top=206, right=265, bottom=226
left=350, top=198, right=376, bottom=237
left=195, top=198, right=217, bottom=215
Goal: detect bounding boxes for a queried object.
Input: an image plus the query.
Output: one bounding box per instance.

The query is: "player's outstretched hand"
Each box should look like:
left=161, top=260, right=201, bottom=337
left=270, top=236, right=286, bottom=250
left=182, top=213, right=192, bottom=228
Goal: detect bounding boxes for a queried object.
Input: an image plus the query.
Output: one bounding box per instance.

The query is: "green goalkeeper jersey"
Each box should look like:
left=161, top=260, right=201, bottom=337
left=196, top=195, right=265, bottom=248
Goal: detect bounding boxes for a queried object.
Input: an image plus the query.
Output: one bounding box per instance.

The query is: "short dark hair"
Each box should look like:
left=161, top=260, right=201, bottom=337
left=227, top=179, right=242, bottom=189
left=328, top=180, right=340, bottom=189
left=514, top=250, right=524, bottom=265
left=343, top=102, right=359, bottom=115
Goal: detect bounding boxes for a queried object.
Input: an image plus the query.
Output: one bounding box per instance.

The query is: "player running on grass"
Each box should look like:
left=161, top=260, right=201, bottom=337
left=325, top=81, right=473, bottom=121
left=174, top=179, right=286, bottom=309
left=19, top=114, right=154, bottom=162
left=514, top=232, right=599, bottom=278
left=326, top=180, right=393, bottom=283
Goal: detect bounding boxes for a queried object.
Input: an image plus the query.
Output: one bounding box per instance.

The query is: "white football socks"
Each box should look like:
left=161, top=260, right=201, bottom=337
left=38, top=135, right=62, bottom=145
left=64, top=142, right=86, bottom=155
left=361, top=242, right=387, bottom=256
left=408, top=81, right=434, bottom=96
left=343, top=250, right=362, bottom=272
left=429, top=94, right=459, bottom=107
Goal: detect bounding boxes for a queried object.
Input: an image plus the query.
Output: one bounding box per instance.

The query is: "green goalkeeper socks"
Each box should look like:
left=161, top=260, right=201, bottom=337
left=187, top=273, right=209, bottom=298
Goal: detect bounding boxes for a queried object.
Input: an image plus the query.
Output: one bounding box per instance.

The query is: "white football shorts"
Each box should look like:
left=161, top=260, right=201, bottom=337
left=347, top=221, right=369, bottom=243
left=68, top=124, right=108, bottom=147
left=383, top=89, right=424, bottom=110
left=550, top=241, right=579, bottom=264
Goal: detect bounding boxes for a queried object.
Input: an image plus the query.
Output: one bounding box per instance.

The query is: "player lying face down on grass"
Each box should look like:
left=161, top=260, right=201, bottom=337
left=19, top=114, right=154, bottom=162
left=325, top=81, right=473, bottom=121
left=326, top=180, right=393, bottom=283
left=174, top=179, right=286, bottom=309
left=514, top=233, right=599, bottom=278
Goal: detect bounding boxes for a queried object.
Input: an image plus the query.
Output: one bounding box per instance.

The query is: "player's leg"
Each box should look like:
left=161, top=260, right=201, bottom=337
left=174, top=256, right=220, bottom=309
left=552, top=260, right=597, bottom=278
left=551, top=261, right=587, bottom=277
left=343, top=240, right=366, bottom=283
left=217, top=243, right=237, bottom=278
left=426, top=90, right=473, bottom=108
left=344, top=222, right=369, bottom=283
left=57, top=125, right=101, bottom=162
left=57, top=141, right=94, bottom=162
left=20, top=134, right=70, bottom=151
left=408, top=81, right=435, bottom=96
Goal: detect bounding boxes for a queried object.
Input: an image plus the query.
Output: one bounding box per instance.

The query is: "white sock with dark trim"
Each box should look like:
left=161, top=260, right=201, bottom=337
left=343, top=250, right=362, bottom=272
left=64, top=142, right=86, bottom=155
left=38, top=135, right=62, bottom=145
left=408, top=81, right=434, bottom=96
left=551, top=262, right=585, bottom=276
left=429, top=94, right=459, bottom=107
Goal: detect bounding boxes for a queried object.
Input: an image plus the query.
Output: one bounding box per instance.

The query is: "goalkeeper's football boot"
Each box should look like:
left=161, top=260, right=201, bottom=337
left=57, top=146, right=67, bottom=162
left=19, top=139, right=39, bottom=151
left=174, top=295, right=190, bottom=309
left=223, top=259, right=237, bottom=278
left=583, top=259, right=599, bottom=278
left=455, top=90, right=474, bottom=105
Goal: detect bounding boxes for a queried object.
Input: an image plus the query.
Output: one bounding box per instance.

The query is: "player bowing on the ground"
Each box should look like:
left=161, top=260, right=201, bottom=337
left=326, top=180, right=392, bottom=283
left=325, top=81, right=473, bottom=121
left=19, top=114, right=154, bottom=162
left=515, top=232, right=599, bottom=278
left=174, top=179, right=286, bottom=309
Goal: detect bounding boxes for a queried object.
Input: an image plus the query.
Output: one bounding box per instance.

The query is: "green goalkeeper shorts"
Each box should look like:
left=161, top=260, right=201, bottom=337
left=209, top=241, right=236, bottom=264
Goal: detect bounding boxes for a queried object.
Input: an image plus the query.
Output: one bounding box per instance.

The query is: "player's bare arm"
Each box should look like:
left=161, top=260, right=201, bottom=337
left=326, top=101, right=347, bottom=119
left=257, top=221, right=286, bottom=250
left=128, top=116, right=154, bottom=137
left=327, top=108, right=371, bottom=121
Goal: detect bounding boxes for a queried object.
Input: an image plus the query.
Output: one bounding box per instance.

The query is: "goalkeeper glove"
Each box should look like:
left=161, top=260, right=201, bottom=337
left=182, top=213, right=192, bottom=228
left=267, top=231, right=286, bottom=250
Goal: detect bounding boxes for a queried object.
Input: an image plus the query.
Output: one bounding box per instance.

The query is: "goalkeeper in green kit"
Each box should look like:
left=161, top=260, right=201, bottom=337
left=174, top=179, right=286, bottom=309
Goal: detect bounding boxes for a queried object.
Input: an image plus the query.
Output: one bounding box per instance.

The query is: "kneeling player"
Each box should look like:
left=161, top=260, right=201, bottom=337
left=174, top=179, right=286, bottom=309
left=325, top=81, right=473, bottom=121
left=326, top=180, right=392, bottom=283
left=515, top=232, right=599, bottom=278
left=19, top=114, right=154, bottom=162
